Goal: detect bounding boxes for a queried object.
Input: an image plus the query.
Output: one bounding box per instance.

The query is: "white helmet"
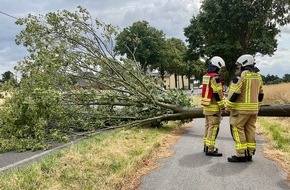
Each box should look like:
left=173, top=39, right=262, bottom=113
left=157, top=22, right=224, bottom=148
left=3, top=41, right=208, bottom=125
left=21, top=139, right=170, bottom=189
left=210, top=56, right=225, bottom=69
left=236, top=54, right=255, bottom=67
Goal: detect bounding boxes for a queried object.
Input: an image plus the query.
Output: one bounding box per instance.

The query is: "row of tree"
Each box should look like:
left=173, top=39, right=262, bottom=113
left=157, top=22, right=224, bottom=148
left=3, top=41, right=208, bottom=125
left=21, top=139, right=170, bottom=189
left=114, top=21, right=200, bottom=89
left=262, top=74, right=290, bottom=84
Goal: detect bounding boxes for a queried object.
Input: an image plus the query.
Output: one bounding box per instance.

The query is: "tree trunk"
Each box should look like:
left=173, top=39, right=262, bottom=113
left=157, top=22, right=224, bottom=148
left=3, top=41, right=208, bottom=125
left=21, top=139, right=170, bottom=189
left=174, top=73, right=178, bottom=89
left=176, top=104, right=290, bottom=119
left=187, top=76, right=191, bottom=90
left=109, top=104, right=290, bottom=129
left=181, top=75, right=185, bottom=89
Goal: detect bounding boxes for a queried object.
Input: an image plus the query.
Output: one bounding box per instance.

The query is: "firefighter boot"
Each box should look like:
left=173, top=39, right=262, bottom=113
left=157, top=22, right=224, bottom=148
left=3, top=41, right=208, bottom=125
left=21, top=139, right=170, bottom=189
left=246, top=150, right=252, bottom=161
left=205, top=147, right=223, bottom=157
left=204, top=145, right=209, bottom=153
left=227, top=155, right=247, bottom=162
left=246, top=149, right=255, bottom=161
left=228, top=151, right=247, bottom=162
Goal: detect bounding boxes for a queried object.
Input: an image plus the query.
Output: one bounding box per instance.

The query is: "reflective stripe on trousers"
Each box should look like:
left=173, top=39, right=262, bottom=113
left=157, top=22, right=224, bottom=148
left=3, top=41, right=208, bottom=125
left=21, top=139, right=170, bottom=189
left=232, top=114, right=257, bottom=156
left=204, top=115, right=221, bottom=152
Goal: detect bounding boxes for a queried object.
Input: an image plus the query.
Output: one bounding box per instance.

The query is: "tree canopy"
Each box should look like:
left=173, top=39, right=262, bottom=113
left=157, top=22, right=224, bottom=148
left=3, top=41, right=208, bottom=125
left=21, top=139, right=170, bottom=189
left=184, top=0, right=290, bottom=82
left=115, top=20, right=166, bottom=73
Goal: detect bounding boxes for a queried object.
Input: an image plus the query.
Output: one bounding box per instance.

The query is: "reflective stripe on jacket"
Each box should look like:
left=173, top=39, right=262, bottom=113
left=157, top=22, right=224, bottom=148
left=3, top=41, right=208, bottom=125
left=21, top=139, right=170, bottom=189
left=201, top=73, right=224, bottom=115
left=226, top=70, right=263, bottom=114
left=201, top=73, right=217, bottom=106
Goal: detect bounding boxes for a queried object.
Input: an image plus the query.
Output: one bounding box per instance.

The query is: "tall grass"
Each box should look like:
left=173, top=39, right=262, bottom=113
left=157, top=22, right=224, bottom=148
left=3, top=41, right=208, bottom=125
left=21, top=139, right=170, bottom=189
left=262, top=82, right=290, bottom=104
left=0, top=123, right=183, bottom=190
left=260, top=82, right=290, bottom=134
left=258, top=82, right=290, bottom=181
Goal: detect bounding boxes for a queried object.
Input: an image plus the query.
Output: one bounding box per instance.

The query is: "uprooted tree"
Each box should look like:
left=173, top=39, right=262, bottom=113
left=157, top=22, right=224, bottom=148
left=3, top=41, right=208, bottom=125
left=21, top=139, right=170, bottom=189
left=0, top=7, right=289, bottom=152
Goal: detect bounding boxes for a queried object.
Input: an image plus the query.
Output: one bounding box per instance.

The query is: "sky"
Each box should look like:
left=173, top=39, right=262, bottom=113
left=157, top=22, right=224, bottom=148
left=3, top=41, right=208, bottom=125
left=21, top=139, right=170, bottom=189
left=0, top=0, right=289, bottom=78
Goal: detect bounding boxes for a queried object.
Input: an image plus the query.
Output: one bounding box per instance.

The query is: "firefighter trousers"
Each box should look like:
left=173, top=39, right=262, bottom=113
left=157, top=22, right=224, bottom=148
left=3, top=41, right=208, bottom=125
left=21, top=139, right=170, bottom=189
left=204, top=114, right=221, bottom=152
left=231, top=114, right=257, bottom=157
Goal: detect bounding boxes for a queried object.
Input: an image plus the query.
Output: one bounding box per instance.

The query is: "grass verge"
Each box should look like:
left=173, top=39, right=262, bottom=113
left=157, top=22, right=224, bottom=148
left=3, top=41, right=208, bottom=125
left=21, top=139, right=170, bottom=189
left=0, top=121, right=189, bottom=190
left=258, top=117, right=290, bottom=182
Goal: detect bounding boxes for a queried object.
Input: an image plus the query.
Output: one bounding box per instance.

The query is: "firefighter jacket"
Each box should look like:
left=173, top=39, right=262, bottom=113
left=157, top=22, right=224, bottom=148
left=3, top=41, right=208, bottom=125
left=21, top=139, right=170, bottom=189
left=201, top=72, right=225, bottom=115
left=226, top=70, right=264, bottom=114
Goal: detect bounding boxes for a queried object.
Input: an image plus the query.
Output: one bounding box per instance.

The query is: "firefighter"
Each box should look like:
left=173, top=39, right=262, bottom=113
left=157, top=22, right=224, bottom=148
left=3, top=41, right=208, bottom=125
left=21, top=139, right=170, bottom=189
left=201, top=56, right=225, bottom=157
left=225, top=54, right=264, bottom=162
left=229, top=61, right=260, bottom=144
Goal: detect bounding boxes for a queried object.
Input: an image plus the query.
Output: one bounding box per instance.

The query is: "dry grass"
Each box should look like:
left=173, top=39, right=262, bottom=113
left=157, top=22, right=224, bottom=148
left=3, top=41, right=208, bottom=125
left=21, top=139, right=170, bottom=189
left=125, top=122, right=191, bottom=190
left=258, top=82, right=290, bottom=182
left=262, top=83, right=290, bottom=104
left=0, top=122, right=188, bottom=190
left=258, top=118, right=290, bottom=182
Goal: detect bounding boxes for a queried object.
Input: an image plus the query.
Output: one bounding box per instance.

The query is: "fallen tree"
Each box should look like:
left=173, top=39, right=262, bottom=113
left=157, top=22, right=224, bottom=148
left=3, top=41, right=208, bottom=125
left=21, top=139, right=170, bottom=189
left=0, top=7, right=289, bottom=152
left=163, top=104, right=290, bottom=119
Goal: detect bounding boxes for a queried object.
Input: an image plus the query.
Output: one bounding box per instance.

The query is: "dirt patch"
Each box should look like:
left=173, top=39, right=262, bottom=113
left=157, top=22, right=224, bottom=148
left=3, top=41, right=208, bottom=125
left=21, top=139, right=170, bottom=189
left=122, top=122, right=192, bottom=190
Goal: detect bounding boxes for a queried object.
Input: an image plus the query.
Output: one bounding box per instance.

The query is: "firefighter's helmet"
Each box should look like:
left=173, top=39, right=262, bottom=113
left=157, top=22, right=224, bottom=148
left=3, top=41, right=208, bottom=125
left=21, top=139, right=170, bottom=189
left=236, top=54, right=255, bottom=67
left=210, top=56, right=225, bottom=69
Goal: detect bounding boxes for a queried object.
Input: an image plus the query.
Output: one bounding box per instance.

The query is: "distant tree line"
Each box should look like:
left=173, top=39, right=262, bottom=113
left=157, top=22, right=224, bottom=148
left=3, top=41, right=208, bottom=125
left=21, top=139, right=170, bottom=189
left=262, top=74, right=290, bottom=85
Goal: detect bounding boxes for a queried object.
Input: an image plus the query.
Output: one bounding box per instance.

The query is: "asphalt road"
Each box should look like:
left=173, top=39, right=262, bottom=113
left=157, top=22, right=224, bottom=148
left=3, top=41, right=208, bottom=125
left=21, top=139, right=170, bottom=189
left=0, top=137, right=86, bottom=173
left=140, top=117, right=290, bottom=190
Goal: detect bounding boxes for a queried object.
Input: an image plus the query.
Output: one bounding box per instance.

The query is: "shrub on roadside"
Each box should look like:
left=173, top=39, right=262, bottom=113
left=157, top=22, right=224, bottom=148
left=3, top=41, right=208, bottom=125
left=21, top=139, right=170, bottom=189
left=0, top=88, right=71, bottom=152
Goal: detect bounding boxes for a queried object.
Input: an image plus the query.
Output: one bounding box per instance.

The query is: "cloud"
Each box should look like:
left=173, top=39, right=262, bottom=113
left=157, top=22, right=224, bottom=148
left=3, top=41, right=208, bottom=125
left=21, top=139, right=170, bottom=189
left=0, top=0, right=289, bottom=78
left=255, top=27, right=290, bottom=77
left=256, top=51, right=289, bottom=78
left=0, top=0, right=200, bottom=75
left=91, top=0, right=200, bottom=40
left=280, top=24, right=290, bottom=33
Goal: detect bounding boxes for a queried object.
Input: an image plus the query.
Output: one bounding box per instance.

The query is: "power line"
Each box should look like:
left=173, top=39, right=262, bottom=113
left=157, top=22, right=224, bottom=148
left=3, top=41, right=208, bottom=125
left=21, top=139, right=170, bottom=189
left=0, top=10, right=18, bottom=20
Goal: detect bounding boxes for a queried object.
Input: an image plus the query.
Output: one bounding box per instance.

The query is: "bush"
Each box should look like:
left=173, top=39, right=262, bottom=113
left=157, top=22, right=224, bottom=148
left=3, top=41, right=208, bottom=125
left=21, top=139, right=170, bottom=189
left=0, top=88, right=71, bottom=152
